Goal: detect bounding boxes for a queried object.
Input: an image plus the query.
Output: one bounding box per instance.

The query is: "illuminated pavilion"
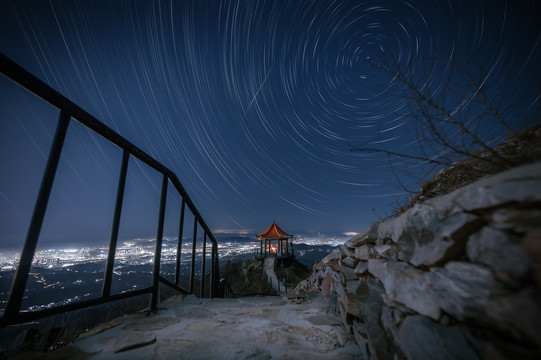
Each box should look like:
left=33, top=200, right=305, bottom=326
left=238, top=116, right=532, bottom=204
left=255, top=220, right=294, bottom=258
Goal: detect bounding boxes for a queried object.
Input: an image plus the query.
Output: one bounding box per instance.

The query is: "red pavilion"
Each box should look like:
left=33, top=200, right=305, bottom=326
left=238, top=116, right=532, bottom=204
left=255, top=220, right=294, bottom=258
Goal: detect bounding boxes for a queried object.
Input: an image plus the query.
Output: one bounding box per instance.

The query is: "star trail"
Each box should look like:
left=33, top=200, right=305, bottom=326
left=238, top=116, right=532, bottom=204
left=1, top=0, right=540, bottom=248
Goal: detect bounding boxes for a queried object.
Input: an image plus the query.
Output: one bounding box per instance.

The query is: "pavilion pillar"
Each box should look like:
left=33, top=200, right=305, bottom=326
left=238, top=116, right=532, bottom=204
left=260, top=238, right=262, bottom=256
left=286, top=239, right=288, bottom=254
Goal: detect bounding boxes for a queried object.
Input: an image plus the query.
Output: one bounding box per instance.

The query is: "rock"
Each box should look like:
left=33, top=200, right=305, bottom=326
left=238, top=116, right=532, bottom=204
left=306, top=315, right=342, bottom=326
left=110, top=330, right=156, bottom=353
left=294, top=279, right=311, bottom=294
left=354, top=261, right=368, bottom=275
left=354, top=245, right=370, bottom=260
left=339, top=245, right=355, bottom=259
left=377, top=210, right=411, bottom=244
left=378, top=202, right=481, bottom=266
left=400, top=211, right=479, bottom=266
left=485, top=287, right=541, bottom=347
left=341, top=265, right=358, bottom=281
left=482, top=341, right=541, bottom=360
left=523, top=231, right=541, bottom=286
left=427, top=261, right=506, bottom=321
left=380, top=305, right=399, bottom=340
left=345, top=225, right=379, bottom=247
left=154, top=338, right=272, bottom=360
left=368, top=259, right=440, bottom=320
left=467, top=227, right=530, bottom=278
left=321, top=273, right=333, bottom=298
left=346, top=280, right=361, bottom=295
left=398, top=315, right=481, bottom=360
left=353, top=278, right=394, bottom=360
left=322, top=250, right=340, bottom=264
left=351, top=320, right=370, bottom=359
left=326, top=259, right=342, bottom=272
left=265, top=326, right=339, bottom=352
left=373, top=244, right=393, bottom=258
left=123, top=317, right=180, bottom=330
left=491, top=208, right=541, bottom=232
left=424, top=162, right=541, bottom=219
left=282, top=349, right=357, bottom=360
left=340, top=256, right=357, bottom=268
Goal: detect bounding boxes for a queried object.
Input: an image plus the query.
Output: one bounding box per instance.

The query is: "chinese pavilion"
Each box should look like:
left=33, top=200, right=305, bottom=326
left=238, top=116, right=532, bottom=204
left=255, top=220, right=294, bottom=258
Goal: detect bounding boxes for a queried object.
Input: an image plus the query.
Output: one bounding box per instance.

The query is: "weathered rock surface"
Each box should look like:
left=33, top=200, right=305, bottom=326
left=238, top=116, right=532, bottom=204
left=467, top=227, right=531, bottom=278
left=295, top=162, right=541, bottom=359
left=398, top=316, right=480, bottom=360
left=59, top=295, right=362, bottom=359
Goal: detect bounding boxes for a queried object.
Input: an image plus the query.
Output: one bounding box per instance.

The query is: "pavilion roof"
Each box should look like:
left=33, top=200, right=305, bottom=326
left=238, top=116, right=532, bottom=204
left=255, top=220, right=293, bottom=239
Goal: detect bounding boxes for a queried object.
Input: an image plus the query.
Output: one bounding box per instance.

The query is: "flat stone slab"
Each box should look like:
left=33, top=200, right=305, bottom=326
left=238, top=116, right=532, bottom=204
left=63, top=295, right=363, bottom=359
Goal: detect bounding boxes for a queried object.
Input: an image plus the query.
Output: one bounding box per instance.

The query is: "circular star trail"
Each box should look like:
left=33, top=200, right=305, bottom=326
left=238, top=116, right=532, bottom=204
left=1, top=0, right=540, bottom=239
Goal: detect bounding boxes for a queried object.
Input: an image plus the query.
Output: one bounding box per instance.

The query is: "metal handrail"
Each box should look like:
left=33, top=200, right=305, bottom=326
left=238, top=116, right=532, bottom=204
left=0, top=53, right=221, bottom=327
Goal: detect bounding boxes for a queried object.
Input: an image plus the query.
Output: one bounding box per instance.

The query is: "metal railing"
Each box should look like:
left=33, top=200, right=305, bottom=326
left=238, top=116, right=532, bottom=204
left=0, top=53, right=220, bottom=327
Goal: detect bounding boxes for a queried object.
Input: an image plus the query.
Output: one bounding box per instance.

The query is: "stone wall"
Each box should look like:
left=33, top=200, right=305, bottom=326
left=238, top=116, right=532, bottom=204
left=295, top=162, right=541, bottom=359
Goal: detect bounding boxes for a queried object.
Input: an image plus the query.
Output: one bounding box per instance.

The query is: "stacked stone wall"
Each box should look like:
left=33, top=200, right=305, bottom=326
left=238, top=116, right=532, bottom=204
left=296, top=162, right=541, bottom=359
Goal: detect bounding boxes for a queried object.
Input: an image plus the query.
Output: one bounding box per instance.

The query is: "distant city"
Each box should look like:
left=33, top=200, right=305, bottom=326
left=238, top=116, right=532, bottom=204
left=0, top=232, right=352, bottom=313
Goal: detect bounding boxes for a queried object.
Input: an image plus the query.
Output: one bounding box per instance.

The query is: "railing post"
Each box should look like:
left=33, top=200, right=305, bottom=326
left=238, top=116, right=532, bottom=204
left=4, top=110, right=70, bottom=321
left=200, top=232, right=207, bottom=298
left=189, top=218, right=197, bottom=293
left=210, top=241, right=216, bottom=298
left=150, top=175, right=168, bottom=311
left=102, top=149, right=129, bottom=297
left=175, top=199, right=185, bottom=286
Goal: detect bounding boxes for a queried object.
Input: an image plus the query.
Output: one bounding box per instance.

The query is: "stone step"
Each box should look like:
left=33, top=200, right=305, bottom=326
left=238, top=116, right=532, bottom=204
left=41, top=294, right=362, bottom=359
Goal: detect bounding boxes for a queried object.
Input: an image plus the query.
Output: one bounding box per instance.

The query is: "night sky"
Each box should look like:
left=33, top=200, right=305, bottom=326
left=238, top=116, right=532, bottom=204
left=1, top=0, right=540, bottom=249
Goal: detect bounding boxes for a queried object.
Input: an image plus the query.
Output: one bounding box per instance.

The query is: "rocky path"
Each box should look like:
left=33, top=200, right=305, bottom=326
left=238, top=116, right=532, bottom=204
left=263, top=256, right=283, bottom=294
left=34, top=295, right=362, bottom=360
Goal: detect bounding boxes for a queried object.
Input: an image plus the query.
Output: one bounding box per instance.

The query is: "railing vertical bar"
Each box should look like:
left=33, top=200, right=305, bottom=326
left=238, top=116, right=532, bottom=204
left=174, top=199, right=185, bottom=286
left=4, top=110, right=71, bottom=320
left=200, top=232, right=207, bottom=298
left=150, top=175, right=168, bottom=311
left=102, top=149, right=129, bottom=297
left=210, top=241, right=216, bottom=298
left=189, top=218, right=197, bottom=293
